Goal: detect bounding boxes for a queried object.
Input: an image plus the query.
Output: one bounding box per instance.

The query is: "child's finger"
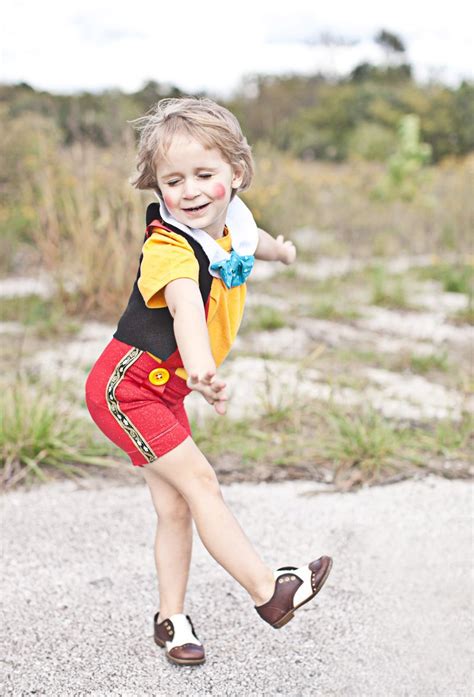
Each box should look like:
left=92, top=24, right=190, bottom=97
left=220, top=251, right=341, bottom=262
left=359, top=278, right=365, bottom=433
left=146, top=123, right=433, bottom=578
left=211, top=379, right=226, bottom=392
left=207, top=387, right=227, bottom=403
left=214, top=400, right=227, bottom=415
left=203, top=370, right=216, bottom=383
left=207, top=386, right=227, bottom=401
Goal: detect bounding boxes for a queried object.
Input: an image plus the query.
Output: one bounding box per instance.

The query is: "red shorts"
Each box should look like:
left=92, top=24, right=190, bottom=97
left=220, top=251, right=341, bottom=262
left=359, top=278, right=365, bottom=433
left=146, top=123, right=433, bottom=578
left=85, top=338, right=192, bottom=466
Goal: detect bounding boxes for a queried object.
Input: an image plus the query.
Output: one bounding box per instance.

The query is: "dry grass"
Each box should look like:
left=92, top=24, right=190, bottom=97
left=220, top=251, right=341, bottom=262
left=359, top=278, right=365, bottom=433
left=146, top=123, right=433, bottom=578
left=2, top=121, right=472, bottom=320
left=25, top=143, right=148, bottom=320
left=192, top=400, right=473, bottom=491
left=242, top=145, right=474, bottom=257
left=1, top=127, right=472, bottom=492
left=0, top=379, right=117, bottom=490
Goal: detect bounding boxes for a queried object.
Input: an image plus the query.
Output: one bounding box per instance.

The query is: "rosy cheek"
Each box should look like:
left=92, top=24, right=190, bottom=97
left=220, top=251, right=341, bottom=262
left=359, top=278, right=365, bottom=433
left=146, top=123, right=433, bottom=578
left=164, top=194, right=176, bottom=210
left=213, top=183, right=227, bottom=200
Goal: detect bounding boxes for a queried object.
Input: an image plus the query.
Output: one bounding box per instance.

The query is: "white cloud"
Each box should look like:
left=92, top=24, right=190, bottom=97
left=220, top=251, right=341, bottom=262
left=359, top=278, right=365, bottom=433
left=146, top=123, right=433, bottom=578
left=2, top=0, right=473, bottom=94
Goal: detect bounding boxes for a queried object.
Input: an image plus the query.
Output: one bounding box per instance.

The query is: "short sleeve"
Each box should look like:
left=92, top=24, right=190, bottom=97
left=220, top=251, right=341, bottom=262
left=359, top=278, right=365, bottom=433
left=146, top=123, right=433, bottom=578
left=137, top=228, right=200, bottom=308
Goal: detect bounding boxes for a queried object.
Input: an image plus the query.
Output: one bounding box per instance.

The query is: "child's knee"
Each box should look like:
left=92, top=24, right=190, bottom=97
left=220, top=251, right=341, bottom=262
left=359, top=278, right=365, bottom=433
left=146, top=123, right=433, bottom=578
left=142, top=466, right=192, bottom=521
left=189, top=466, right=221, bottom=497
left=147, top=438, right=222, bottom=500
left=157, top=496, right=192, bottom=524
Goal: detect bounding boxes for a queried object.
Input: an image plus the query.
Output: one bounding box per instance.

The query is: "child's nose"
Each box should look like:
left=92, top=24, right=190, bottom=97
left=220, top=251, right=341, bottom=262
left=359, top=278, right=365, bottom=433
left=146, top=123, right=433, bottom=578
left=182, top=179, right=200, bottom=198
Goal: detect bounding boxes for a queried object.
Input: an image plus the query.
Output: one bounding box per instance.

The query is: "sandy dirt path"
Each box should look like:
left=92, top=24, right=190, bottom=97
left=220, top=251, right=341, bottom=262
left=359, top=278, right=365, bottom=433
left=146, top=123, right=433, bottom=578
left=1, top=475, right=471, bottom=696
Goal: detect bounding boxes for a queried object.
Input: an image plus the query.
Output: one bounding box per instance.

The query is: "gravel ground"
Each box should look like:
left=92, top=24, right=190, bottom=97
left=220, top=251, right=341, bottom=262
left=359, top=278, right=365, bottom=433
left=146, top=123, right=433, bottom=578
left=1, top=475, right=472, bottom=697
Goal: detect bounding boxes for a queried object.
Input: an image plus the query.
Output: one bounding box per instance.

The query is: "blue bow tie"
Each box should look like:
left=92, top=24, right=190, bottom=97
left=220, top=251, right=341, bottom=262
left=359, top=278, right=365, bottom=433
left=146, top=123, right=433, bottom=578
left=210, top=250, right=255, bottom=289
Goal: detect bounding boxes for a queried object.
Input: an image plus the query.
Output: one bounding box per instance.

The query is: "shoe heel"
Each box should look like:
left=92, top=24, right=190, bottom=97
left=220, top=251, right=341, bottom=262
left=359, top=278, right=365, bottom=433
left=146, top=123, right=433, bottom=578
left=273, top=611, right=294, bottom=629
left=154, top=636, right=165, bottom=648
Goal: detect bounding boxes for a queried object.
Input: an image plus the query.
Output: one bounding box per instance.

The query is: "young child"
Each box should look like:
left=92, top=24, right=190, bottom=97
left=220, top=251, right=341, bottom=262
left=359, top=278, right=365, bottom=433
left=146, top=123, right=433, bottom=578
left=85, top=97, right=332, bottom=666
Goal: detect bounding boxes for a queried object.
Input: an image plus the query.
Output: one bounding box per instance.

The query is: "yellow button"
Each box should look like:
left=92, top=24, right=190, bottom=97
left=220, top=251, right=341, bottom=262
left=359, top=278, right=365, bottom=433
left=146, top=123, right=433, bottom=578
left=148, top=368, right=170, bottom=386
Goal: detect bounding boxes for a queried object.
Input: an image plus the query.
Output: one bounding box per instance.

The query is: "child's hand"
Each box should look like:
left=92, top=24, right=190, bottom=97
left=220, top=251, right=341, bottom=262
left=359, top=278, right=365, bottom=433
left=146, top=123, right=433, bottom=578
left=275, top=235, right=297, bottom=265
left=186, top=370, right=228, bottom=415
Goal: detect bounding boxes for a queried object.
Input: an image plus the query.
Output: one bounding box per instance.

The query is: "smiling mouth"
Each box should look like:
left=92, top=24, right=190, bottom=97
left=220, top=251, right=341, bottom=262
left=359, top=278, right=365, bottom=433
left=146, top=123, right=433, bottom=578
left=182, top=202, right=210, bottom=212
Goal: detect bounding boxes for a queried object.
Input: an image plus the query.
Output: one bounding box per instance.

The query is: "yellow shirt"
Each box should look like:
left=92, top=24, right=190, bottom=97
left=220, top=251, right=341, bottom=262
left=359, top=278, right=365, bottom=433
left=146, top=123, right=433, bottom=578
left=138, top=226, right=246, bottom=375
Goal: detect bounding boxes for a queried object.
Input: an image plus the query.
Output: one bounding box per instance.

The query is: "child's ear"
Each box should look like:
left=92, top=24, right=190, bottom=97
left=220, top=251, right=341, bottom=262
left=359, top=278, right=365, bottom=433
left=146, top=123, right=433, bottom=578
left=231, top=162, right=244, bottom=190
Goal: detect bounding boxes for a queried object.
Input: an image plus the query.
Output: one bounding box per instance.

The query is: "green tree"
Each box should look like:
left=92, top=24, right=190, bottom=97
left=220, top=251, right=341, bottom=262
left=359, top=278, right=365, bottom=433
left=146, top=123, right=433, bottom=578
left=375, top=30, right=406, bottom=59
left=376, top=114, right=432, bottom=200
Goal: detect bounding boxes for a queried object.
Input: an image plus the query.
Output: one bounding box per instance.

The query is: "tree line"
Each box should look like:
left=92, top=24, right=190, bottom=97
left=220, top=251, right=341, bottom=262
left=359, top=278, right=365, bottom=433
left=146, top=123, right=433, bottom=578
left=1, top=40, right=473, bottom=164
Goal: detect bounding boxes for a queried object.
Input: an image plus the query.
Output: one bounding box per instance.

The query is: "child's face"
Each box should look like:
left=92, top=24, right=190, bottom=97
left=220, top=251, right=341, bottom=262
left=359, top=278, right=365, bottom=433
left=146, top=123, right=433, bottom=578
left=155, top=135, right=243, bottom=238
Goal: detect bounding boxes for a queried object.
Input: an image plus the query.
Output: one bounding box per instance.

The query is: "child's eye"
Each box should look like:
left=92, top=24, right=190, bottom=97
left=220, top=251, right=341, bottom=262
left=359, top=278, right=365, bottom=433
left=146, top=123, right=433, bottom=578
left=198, top=173, right=212, bottom=179
left=166, top=180, right=180, bottom=187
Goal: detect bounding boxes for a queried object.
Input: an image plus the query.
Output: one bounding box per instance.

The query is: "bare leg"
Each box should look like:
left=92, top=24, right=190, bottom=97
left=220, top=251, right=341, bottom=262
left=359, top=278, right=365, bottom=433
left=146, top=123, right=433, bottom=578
left=143, top=437, right=275, bottom=606
left=142, top=467, right=194, bottom=619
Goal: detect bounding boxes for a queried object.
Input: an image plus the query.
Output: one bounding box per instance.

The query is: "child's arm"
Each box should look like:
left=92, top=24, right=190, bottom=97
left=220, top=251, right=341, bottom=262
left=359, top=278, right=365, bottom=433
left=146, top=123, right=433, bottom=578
left=164, top=278, right=227, bottom=415
left=254, top=228, right=296, bottom=265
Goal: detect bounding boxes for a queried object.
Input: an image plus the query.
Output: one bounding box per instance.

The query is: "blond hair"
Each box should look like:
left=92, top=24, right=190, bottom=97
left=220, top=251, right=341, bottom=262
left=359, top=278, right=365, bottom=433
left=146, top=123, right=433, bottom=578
left=129, top=97, right=254, bottom=194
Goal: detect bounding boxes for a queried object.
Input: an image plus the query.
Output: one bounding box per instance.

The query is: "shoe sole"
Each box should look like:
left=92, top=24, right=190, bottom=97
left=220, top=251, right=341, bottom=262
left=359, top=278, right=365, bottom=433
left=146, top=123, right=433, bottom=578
left=154, top=636, right=206, bottom=665
left=272, top=557, right=333, bottom=629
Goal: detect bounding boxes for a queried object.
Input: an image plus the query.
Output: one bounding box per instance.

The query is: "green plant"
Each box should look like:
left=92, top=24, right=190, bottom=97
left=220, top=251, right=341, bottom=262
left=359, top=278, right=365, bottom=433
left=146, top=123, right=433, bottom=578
left=416, top=263, right=473, bottom=295
left=0, top=295, right=81, bottom=338
left=409, top=351, right=449, bottom=374
left=306, top=299, right=362, bottom=321
left=413, top=413, right=473, bottom=460
left=450, top=303, right=474, bottom=326
left=191, top=415, right=270, bottom=464
left=375, top=114, right=432, bottom=200
left=321, top=406, right=411, bottom=483
left=0, top=380, right=116, bottom=489
left=369, top=266, right=413, bottom=308
left=241, top=305, right=286, bottom=333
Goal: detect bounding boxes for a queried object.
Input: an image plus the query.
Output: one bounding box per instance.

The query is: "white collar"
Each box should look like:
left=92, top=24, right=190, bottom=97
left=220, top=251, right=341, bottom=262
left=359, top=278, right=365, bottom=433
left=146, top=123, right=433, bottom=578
left=154, top=193, right=258, bottom=277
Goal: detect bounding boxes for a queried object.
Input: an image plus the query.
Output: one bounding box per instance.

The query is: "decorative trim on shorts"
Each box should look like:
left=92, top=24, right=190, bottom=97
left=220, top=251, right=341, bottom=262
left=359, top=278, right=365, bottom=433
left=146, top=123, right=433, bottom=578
left=105, top=347, right=157, bottom=463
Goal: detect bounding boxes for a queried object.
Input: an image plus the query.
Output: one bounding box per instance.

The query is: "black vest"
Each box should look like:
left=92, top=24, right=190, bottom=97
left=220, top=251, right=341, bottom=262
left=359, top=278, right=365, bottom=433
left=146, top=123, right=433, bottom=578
left=113, top=203, right=213, bottom=360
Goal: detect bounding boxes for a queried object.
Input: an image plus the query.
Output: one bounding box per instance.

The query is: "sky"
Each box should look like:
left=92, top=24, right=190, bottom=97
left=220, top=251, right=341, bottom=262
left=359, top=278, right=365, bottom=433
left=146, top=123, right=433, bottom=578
left=2, top=0, right=473, bottom=96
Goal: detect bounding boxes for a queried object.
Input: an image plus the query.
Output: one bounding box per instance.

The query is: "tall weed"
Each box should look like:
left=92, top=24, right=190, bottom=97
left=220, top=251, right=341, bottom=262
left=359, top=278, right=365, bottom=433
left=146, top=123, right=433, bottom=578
left=1, top=380, right=116, bottom=489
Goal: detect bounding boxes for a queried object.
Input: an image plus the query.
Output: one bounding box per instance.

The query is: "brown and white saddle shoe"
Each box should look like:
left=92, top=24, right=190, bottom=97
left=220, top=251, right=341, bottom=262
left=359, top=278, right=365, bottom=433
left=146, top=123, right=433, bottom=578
left=153, top=612, right=205, bottom=665
left=254, top=555, right=333, bottom=629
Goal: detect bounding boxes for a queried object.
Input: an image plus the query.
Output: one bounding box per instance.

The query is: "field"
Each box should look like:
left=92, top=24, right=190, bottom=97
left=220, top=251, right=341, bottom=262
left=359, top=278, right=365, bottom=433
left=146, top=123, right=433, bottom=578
left=1, top=140, right=472, bottom=491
